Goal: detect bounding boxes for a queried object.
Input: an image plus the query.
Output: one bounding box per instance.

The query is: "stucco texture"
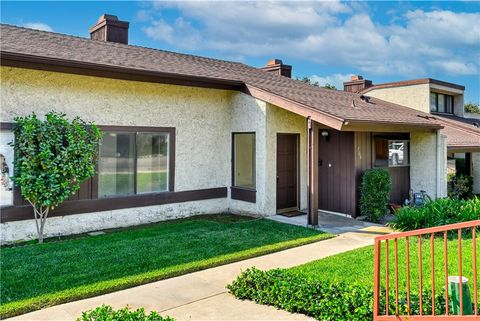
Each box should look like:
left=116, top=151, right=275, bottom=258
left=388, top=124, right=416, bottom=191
left=473, top=152, right=480, bottom=194
left=366, top=84, right=431, bottom=114
left=0, top=67, right=310, bottom=242
left=410, top=131, right=447, bottom=199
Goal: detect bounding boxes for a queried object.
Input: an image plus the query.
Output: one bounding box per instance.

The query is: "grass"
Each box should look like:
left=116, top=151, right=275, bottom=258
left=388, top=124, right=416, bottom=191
left=290, top=235, right=480, bottom=295
left=0, top=214, right=332, bottom=318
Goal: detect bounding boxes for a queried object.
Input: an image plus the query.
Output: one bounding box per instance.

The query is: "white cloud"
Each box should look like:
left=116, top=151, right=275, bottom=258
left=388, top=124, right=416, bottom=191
left=140, top=2, right=480, bottom=77
left=23, top=22, right=53, bottom=32
left=309, top=73, right=354, bottom=90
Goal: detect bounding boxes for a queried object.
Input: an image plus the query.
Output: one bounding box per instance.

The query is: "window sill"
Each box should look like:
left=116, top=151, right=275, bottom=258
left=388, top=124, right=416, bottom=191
left=231, top=186, right=256, bottom=203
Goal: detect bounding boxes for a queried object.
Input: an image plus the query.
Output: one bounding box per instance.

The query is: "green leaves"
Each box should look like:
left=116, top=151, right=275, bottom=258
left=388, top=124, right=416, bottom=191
left=390, top=197, right=480, bottom=231
left=228, top=267, right=457, bottom=321
left=360, top=169, right=392, bottom=222
left=77, top=305, right=175, bottom=321
left=10, top=112, right=102, bottom=209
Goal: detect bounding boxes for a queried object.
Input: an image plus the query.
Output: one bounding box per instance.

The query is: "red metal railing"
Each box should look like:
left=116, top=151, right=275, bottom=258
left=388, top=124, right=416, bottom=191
left=373, top=220, right=480, bottom=320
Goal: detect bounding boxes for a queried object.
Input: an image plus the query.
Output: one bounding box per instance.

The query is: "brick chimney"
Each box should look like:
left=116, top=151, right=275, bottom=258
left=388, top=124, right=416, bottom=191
left=89, top=14, right=129, bottom=44
left=261, top=59, right=292, bottom=78
left=343, top=75, right=372, bottom=93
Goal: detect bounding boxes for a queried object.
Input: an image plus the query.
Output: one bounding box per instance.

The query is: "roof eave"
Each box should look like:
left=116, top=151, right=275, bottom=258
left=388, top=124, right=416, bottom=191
left=0, top=51, right=245, bottom=91
left=341, top=119, right=443, bottom=132
left=243, top=84, right=345, bottom=130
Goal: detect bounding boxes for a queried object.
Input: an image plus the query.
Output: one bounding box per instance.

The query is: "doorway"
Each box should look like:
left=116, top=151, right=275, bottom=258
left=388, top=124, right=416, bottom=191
left=276, top=134, right=299, bottom=211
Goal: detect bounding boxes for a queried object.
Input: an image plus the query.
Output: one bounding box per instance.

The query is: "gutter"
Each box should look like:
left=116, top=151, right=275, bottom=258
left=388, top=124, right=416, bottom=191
left=0, top=51, right=245, bottom=91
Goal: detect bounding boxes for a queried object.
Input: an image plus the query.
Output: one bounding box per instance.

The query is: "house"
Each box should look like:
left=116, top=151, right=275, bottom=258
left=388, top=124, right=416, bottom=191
left=0, top=15, right=448, bottom=243
left=344, top=76, right=480, bottom=194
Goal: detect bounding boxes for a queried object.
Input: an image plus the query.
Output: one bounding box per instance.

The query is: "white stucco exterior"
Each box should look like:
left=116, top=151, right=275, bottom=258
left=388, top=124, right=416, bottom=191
left=473, top=152, right=480, bottom=194
left=366, top=82, right=465, bottom=117
left=366, top=84, right=431, bottom=114
left=410, top=131, right=447, bottom=199
left=0, top=66, right=449, bottom=243
left=0, top=66, right=312, bottom=243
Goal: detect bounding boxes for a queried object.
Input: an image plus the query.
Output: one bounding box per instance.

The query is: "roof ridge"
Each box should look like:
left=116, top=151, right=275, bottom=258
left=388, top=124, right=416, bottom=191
left=0, top=23, right=246, bottom=66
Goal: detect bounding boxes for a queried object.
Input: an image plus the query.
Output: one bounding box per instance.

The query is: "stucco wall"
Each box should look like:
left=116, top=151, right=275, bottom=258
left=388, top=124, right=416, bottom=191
left=410, top=131, right=447, bottom=199
left=1, top=66, right=233, bottom=192
left=366, top=84, right=431, bottom=114
left=229, top=92, right=269, bottom=215
left=0, top=66, right=235, bottom=243
left=472, top=152, right=480, bottom=194
left=1, top=199, right=228, bottom=243
left=266, top=103, right=308, bottom=213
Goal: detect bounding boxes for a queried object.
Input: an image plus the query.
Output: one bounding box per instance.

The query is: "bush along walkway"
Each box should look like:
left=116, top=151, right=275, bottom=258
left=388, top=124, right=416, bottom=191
left=4, top=228, right=381, bottom=321
left=229, top=234, right=479, bottom=321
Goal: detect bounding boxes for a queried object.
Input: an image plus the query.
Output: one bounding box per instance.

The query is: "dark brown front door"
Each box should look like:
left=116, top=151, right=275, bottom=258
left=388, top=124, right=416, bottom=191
left=318, top=130, right=356, bottom=216
left=277, top=134, right=299, bottom=210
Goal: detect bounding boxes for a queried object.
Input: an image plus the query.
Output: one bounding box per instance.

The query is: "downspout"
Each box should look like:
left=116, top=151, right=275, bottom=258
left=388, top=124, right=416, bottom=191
left=307, top=116, right=315, bottom=226
left=436, top=129, right=442, bottom=198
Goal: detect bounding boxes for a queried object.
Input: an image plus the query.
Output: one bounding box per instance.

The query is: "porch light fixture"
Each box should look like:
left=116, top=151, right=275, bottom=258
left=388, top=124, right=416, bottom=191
left=321, top=131, right=329, bottom=137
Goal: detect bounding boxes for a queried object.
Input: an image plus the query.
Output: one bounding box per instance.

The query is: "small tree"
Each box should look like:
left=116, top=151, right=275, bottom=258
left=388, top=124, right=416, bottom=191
left=465, top=102, right=480, bottom=114
left=10, top=112, right=101, bottom=243
left=360, top=168, right=392, bottom=222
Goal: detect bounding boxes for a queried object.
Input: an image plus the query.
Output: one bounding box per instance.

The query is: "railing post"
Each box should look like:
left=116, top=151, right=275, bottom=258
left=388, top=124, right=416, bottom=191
left=373, top=239, right=381, bottom=320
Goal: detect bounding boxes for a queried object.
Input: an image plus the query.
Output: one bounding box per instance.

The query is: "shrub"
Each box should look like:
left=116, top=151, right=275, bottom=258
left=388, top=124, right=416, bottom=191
left=227, top=268, right=449, bottom=321
left=360, top=169, right=392, bottom=222
left=77, top=305, right=175, bottom=321
left=448, top=175, right=474, bottom=200
left=10, top=112, right=101, bottom=243
left=390, top=197, right=480, bottom=231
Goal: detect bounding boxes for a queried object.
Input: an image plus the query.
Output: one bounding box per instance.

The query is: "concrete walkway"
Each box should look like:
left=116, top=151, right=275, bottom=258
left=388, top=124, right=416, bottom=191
left=268, top=211, right=384, bottom=235
left=8, top=227, right=390, bottom=321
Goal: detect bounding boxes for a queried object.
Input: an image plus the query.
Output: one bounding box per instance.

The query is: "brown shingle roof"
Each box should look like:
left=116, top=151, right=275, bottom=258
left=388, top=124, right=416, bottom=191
left=435, top=114, right=480, bottom=150
left=0, top=24, right=443, bottom=130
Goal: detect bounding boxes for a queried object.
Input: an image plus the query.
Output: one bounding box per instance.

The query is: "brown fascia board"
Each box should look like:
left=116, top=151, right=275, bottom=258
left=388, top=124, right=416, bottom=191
left=361, top=78, right=465, bottom=94
left=243, top=84, right=345, bottom=130
left=0, top=51, right=244, bottom=91
left=341, top=119, right=443, bottom=132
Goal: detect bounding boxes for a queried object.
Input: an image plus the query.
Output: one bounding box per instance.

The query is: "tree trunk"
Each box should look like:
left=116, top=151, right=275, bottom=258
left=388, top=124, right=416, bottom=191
left=30, top=202, right=50, bottom=244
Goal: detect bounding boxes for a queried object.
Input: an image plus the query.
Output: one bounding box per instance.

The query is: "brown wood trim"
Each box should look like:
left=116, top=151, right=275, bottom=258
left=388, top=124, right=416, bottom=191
left=231, top=132, right=256, bottom=188
left=231, top=186, right=256, bottom=203
left=0, top=187, right=227, bottom=223
left=244, top=84, right=344, bottom=130
left=1, top=52, right=244, bottom=91
left=0, top=122, right=13, bottom=130
left=342, top=121, right=442, bottom=132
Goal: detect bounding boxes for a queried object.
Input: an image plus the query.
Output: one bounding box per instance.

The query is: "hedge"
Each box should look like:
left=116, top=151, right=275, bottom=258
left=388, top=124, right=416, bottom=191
left=77, top=305, right=174, bottom=321
left=228, top=268, right=451, bottom=321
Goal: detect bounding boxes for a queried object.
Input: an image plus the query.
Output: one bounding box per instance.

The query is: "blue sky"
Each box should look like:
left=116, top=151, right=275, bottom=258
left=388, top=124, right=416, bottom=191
left=2, top=1, right=479, bottom=103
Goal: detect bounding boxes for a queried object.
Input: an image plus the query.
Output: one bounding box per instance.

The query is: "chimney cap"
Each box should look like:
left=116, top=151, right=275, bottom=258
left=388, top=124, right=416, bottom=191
left=351, top=75, right=364, bottom=81
left=89, top=13, right=129, bottom=34
left=266, top=58, right=284, bottom=66
left=97, top=14, right=120, bottom=23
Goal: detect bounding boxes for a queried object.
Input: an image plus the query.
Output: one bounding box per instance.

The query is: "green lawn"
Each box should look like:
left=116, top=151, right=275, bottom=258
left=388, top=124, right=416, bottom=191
left=290, top=236, right=479, bottom=294
left=0, top=214, right=332, bottom=318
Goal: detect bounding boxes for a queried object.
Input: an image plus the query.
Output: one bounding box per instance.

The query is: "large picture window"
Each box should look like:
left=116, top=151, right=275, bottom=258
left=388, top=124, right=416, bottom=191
left=430, top=92, right=454, bottom=114
left=232, top=133, right=255, bottom=189
left=374, top=137, right=410, bottom=167
left=99, top=129, right=172, bottom=198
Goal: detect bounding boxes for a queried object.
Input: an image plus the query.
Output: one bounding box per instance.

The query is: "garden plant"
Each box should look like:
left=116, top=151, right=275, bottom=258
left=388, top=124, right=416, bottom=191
left=10, top=112, right=101, bottom=243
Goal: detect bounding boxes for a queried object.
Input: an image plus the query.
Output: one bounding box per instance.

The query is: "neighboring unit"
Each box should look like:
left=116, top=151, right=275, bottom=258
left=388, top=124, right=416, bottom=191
left=345, top=76, right=480, bottom=194
left=0, top=15, right=450, bottom=243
